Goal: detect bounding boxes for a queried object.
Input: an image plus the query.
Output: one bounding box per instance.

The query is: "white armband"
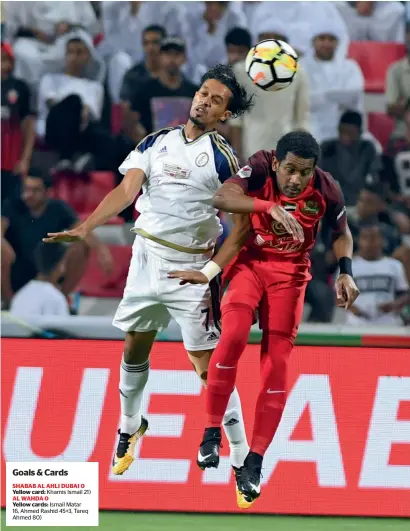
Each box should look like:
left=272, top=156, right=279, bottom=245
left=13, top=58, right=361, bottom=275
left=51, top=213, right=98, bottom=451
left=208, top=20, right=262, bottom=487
left=200, top=261, right=222, bottom=282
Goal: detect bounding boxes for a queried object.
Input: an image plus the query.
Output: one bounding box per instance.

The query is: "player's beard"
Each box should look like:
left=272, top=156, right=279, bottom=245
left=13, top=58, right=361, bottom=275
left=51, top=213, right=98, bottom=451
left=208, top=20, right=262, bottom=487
left=189, top=115, right=206, bottom=130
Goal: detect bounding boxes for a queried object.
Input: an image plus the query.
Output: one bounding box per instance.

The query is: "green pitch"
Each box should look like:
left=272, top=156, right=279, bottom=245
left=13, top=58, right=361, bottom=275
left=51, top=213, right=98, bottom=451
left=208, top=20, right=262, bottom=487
left=1, top=511, right=408, bottom=530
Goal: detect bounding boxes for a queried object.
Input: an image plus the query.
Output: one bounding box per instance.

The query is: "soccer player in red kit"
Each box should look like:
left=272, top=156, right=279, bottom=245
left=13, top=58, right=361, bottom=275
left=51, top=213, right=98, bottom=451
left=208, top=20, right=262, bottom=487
left=170, top=131, right=360, bottom=508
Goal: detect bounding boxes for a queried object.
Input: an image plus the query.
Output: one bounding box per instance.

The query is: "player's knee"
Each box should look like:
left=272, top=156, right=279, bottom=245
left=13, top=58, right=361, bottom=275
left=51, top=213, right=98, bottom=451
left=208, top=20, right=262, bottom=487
left=123, top=331, right=156, bottom=364
left=221, top=303, right=254, bottom=348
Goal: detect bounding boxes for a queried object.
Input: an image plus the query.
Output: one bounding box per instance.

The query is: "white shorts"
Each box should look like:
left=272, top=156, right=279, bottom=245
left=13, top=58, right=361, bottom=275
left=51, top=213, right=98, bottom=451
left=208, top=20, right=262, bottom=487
left=112, top=236, right=221, bottom=351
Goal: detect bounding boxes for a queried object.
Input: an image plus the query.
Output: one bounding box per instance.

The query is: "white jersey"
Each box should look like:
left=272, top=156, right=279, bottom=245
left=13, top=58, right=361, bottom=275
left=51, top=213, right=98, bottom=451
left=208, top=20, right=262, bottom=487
left=119, top=126, right=239, bottom=261
left=346, top=256, right=409, bottom=326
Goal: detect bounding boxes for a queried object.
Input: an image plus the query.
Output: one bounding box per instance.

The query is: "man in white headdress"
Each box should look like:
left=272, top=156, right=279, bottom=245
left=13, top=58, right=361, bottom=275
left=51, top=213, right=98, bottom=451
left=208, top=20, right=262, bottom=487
left=336, top=1, right=405, bottom=43
left=4, top=1, right=98, bottom=90
left=229, top=19, right=310, bottom=160
left=185, top=2, right=247, bottom=70
left=246, top=1, right=349, bottom=59
left=302, top=19, right=364, bottom=143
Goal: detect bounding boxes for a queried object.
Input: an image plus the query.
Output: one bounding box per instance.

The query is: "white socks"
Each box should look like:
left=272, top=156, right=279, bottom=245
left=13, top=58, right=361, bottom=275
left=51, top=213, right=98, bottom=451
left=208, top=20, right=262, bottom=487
left=223, top=388, right=249, bottom=468
left=119, top=356, right=249, bottom=467
left=119, top=357, right=149, bottom=434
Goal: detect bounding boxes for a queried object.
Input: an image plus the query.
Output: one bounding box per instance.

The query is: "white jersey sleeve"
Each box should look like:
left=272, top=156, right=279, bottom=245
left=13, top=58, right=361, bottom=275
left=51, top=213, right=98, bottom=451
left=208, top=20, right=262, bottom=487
left=209, top=133, right=240, bottom=183
left=118, top=128, right=173, bottom=176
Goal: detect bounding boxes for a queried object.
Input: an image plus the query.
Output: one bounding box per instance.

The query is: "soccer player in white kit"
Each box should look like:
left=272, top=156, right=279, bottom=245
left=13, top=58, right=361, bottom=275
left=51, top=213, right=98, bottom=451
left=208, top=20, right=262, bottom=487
left=44, top=65, right=254, bottom=478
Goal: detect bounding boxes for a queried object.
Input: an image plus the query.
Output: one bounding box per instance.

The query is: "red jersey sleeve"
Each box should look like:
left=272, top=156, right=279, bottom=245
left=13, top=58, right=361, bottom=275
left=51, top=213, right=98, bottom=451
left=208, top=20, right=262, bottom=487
left=225, top=150, right=272, bottom=192
left=321, top=172, right=347, bottom=240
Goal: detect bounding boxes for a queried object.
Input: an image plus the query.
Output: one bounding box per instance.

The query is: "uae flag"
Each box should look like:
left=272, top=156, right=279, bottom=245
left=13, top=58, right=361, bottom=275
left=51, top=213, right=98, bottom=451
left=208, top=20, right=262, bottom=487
left=283, top=203, right=297, bottom=212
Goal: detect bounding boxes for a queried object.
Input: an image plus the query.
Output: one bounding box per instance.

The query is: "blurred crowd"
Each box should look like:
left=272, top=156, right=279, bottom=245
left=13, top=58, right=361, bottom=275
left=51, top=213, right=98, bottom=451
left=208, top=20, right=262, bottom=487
left=1, top=1, right=410, bottom=326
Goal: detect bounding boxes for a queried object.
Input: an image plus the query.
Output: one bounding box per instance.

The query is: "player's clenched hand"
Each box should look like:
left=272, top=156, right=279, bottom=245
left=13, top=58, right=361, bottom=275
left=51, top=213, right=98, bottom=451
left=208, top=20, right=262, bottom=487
left=168, top=270, right=209, bottom=285
left=43, top=224, right=89, bottom=243
left=269, top=205, right=305, bottom=242
left=335, top=274, right=360, bottom=310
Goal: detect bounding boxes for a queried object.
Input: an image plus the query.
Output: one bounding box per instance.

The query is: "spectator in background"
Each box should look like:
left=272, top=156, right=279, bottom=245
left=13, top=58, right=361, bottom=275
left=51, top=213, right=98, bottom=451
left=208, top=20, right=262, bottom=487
left=186, top=1, right=247, bottom=69
left=4, top=1, right=98, bottom=90
left=229, top=20, right=309, bottom=160
left=382, top=102, right=410, bottom=196
left=385, top=27, right=410, bottom=137
left=320, top=111, right=380, bottom=207
left=119, top=25, right=166, bottom=144
left=129, top=37, right=197, bottom=136
left=336, top=1, right=406, bottom=43
left=10, top=242, right=70, bottom=318
left=99, top=1, right=189, bottom=102
left=346, top=223, right=409, bottom=326
left=225, top=27, right=251, bottom=66
left=349, top=186, right=403, bottom=255
left=302, top=19, right=364, bottom=143
left=1, top=42, right=35, bottom=205
left=37, top=32, right=112, bottom=173
left=1, top=170, right=113, bottom=308
left=120, top=25, right=166, bottom=102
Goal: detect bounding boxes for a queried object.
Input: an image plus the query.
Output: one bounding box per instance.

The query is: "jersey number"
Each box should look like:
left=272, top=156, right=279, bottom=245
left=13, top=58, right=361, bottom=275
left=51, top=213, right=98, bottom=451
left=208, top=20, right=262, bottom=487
left=201, top=307, right=210, bottom=331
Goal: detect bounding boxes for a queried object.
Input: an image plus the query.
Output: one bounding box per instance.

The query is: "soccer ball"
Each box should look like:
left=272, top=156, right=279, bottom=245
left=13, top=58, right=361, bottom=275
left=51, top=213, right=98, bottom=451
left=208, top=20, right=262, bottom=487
left=245, top=39, right=298, bottom=92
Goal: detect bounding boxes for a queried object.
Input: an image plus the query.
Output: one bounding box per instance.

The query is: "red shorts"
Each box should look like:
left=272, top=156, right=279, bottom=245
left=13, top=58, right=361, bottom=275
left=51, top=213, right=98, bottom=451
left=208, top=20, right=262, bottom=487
left=221, top=252, right=310, bottom=340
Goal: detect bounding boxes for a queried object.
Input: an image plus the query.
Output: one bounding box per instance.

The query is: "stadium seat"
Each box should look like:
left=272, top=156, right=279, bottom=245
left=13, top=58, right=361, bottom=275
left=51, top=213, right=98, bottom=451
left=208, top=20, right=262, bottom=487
left=367, top=112, right=395, bottom=150
left=79, top=245, right=132, bottom=297
left=51, top=171, right=116, bottom=214
left=348, top=42, right=406, bottom=93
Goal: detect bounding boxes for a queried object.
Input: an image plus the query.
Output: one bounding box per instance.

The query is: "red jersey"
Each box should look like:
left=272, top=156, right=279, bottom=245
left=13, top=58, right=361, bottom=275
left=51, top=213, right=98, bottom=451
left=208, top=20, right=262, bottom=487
left=227, top=149, right=347, bottom=266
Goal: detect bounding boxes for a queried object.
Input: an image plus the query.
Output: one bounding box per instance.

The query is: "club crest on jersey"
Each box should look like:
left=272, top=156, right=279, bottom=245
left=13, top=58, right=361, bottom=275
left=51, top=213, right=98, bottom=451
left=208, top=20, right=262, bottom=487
left=271, top=221, right=289, bottom=236
left=237, top=165, right=252, bottom=179
left=301, top=200, right=319, bottom=216
left=163, top=163, right=191, bottom=179
left=195, top=152, right=209, bottom=167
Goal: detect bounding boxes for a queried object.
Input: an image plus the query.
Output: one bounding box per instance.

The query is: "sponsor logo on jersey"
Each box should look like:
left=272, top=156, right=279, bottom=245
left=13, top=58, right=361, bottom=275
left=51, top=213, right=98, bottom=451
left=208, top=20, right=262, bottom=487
left=158, top=146, right=168, bottom=154
left=195, top=152, right=209, bottom=167
left=162, top=163, right=191, bottom=179
left=301, top=200, right=319, bottom=216
left=237, top=165, right=252, bottom=179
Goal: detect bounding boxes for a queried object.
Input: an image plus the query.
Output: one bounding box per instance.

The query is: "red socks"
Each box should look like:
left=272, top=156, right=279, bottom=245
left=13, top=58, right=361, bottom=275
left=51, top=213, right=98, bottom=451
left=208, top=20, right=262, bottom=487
left=251, top=331, right=293, bottom=456
left=206, top=307, right=293, bottom=457
left=206, top=304, right=254, bottom=427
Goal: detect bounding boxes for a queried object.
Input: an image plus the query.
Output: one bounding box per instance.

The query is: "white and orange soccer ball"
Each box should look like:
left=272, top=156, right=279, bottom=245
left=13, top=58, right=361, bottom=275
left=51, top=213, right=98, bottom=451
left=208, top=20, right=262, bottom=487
left=245, top=39, right=298, bottom=92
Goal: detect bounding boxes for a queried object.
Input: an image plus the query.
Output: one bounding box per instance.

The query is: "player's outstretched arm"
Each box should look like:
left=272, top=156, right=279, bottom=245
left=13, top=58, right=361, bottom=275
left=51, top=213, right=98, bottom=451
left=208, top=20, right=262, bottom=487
left=213, top=182, right=256, bottom=214
left=333, top=225, right=360, bottom=310
left=168, top=214, right=250, bottom=285
left=43, top=169, right=146, bottom=243
left=213, top=182, right=304, bottom=242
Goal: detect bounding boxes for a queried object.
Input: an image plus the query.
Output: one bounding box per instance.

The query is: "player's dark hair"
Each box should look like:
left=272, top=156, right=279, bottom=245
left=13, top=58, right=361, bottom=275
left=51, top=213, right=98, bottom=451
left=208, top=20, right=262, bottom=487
left=225, top=27, right=252, bottom=50
left=340, top=110, right=362, bottom=130
left=143, top=25, right=166, bottom=40
left=27, top=168, right=52, bottom=189
left=276, top=131, right=320, bottom=166
left=34, top=242, right=66, bottom=276
left=200, top=64, right=254, bottom=118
